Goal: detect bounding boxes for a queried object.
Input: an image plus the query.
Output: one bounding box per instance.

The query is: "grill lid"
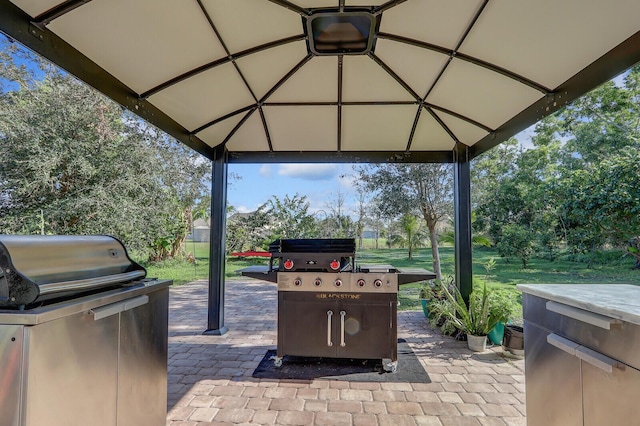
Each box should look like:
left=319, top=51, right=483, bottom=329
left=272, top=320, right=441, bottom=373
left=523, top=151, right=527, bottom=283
left=268, top=238, right=356, bottom=255
left=0, top=235, right=146, bottom=308
left=268, top=238, right=355, bottom=272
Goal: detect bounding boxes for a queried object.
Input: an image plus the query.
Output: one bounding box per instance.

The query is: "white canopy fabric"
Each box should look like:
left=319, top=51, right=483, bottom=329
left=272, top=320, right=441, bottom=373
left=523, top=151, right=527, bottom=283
left=3, top=0, right=640, bottom=162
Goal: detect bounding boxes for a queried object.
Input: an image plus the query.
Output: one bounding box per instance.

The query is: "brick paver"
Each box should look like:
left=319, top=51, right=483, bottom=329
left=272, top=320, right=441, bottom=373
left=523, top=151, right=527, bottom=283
left=166, top=280, right=525, bottom=425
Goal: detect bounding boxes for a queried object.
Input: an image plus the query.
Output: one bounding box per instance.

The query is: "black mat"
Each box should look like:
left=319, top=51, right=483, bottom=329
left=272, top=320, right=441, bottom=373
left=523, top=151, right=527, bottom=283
left=252, top=339, right=430, bottom=382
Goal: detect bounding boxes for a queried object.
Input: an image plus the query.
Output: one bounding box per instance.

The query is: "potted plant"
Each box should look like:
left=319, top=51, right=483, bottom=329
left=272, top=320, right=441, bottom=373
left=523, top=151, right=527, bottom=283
left=439, top=282, right=504, bottom=352
left=486, top=288, right=516, bottom=345
left=428, top=298, right=460, bottom=337
left=418, top=281, right=434, bottom=317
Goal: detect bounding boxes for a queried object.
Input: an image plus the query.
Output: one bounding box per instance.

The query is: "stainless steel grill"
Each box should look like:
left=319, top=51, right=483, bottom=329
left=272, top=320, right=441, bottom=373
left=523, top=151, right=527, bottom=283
left=0, top=235, right=146, bottom=308
left=0, top=235, right=170, bottom=426
left=242, top=238, right=435, bottom=372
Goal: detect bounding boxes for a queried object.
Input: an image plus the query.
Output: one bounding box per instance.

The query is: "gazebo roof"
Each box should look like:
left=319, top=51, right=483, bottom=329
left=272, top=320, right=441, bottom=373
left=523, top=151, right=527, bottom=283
left=2, top=0, right=640, bottom=163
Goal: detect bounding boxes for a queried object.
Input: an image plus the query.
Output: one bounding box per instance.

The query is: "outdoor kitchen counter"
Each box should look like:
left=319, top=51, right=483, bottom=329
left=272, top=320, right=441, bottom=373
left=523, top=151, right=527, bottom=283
left=0, top=279, right=172, bottom=325
left=517, top=283, right=640, bottom=326
left=518, top=283, right=640, bottom=426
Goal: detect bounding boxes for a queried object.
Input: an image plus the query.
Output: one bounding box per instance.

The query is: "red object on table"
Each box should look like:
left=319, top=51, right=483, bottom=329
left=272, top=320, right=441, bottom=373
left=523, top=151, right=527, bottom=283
left=230, top=251, right=272, bottom=258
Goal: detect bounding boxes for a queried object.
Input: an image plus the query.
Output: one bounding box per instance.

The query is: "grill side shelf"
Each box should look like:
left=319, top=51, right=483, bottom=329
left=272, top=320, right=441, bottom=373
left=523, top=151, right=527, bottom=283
left=396, top=268, right=437, bottom=285
left=239, top=265, right=278, bottom=283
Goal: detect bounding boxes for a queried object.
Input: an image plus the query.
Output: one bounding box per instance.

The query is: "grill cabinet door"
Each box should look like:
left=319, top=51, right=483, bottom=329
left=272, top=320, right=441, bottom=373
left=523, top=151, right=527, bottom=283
left=582, top=356, right=640, bottom=426
left=23, top=310, right=120, bottom=426
left=523, top=322, right=583, bottom=426
left=278, top=292, right=337, bottom=358
left=336, top=298, right=396, bottom=359
left=117, top=288, right=169, bottom=426
left=0, top=325, right=24, bottom=426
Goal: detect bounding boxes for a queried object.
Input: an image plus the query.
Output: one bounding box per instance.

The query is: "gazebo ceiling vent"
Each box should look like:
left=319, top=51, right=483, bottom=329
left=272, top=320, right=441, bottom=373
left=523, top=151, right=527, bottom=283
left=306, top=11, right=377, bottom=56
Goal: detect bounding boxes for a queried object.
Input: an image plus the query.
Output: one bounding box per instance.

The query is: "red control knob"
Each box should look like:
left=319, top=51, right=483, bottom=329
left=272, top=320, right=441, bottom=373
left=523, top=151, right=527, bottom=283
left=330, top=259, right=340, bottom=270
left=373, top=279, right=383, bottom=288
left=283, top=259, right=294, bottom=270
left=293, top=278, right=302, bottom=286
left=357, top=279, right=366, bottom=288
left=334, top=279, right=343, bottom=287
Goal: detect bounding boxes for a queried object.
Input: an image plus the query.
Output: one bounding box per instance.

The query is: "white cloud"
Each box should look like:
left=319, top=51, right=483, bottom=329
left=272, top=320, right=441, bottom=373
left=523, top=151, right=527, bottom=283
left=259, top=164, right=273, bottom=178
left=337, top=173, right=356, bottom=192
left=278, top=164, right=337, bottom=181
left=234, top=205, right=253, bottom=213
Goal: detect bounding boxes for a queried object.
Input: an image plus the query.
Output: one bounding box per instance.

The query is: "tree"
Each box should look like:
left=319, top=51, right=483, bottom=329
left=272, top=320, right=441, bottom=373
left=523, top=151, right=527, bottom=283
left=472, top=65, right=640, bottom=269
left=0, top=41, right=209, bottom=259
left=496, top=224, right=534, bottom=268
left=353, top=188, right=368, bottom=248
left=225, top=206, right=270, bottom=253
left=323, top=190, right=357, bottom=239
left=439, top=213, right=492, bottom=248
left=265, top=194, right=318, bottom=239
left=559, top=148, right=640, bottom=256
left=357, top=164, right=452, bottom=279
left=148, top=133, right=210, bottom=260
left=399, top=213, right=424, bottom=260
left=553, top=67, right=640, bottom=261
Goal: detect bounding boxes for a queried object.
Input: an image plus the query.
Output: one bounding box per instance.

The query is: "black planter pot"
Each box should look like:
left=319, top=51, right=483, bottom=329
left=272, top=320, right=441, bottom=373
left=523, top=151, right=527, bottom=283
left=502, top=324, right=524, bottom=357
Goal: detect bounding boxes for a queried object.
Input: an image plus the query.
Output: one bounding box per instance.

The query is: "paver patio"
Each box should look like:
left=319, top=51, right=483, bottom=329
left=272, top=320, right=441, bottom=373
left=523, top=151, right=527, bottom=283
left=166, top=280, right=526, bottom=425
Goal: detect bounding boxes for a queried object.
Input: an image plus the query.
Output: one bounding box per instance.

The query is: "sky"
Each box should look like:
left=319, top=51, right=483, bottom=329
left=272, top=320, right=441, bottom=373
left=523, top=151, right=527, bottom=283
left=227, top=163, right=359, bottom=215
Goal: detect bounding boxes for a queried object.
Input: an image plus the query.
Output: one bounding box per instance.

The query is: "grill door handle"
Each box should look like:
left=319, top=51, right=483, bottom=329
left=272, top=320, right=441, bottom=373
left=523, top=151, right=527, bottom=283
left=327, top=310, right=333, bottom=347
left=547, top=333, right=620, bottom=373
left=575, top=346, right=619, bottom=373
left=340, top=311, right=346, bottom=347
left=89, top=295, right=149, bottom=320
left=547, top=333, right=580, bottom=355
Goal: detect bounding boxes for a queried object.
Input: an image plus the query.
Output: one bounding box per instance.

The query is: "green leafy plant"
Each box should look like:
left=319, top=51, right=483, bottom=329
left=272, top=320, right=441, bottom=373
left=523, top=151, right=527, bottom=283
left=418, top=281, right=434, bottom=299
left=428, top=298, right=460, bottom=337
left=440, top=282, right=504, bottom=337
left=486, top=287, right=516, bottom=323
left=430, top=276, right=456, bottom=301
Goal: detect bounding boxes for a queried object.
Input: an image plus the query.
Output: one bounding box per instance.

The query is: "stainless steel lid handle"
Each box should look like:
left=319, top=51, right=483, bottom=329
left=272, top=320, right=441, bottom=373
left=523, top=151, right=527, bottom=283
left=327, top=310, right=333, bottom=347
left=340, top=310, right=346, bottom=347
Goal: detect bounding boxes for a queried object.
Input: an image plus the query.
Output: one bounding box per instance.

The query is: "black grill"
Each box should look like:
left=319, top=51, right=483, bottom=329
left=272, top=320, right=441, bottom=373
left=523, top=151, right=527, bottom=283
left=241, top=237, right=437, bottom=372
left=268, top=238, right=355, bottom=272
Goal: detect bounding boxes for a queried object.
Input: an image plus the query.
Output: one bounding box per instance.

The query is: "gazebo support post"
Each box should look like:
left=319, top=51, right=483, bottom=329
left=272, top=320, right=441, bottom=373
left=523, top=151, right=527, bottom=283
left=454, top=142, right=473, bottom=303
left=204, top=145, right=228, bottom=335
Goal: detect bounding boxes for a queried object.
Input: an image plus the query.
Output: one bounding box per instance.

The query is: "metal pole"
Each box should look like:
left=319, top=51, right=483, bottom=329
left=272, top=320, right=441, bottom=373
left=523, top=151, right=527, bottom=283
left=454, top=143, right=473, bottom=303
left=204, top=145, right=228, bottom=335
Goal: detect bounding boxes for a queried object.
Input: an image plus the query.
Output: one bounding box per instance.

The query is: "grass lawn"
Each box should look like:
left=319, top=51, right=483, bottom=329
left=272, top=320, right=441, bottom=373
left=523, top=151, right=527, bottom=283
left=140, top=241, right=269, bottom=286
left=143, top=241, right=640, bottom=317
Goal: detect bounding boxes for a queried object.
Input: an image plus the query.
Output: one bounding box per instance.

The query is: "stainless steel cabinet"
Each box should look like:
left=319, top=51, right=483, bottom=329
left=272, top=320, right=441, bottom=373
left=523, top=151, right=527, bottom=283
left=524, top=322, right=582, bottom=426
left=582, top=353, right=640, bottom=426
left=0, top=325, right=25, bottom=426
left=23, top=307, right=121, bottom=426
left=0, top=281, right=169, bottom=426
left=117, top=288, right=169, bottom=426
left=523, top=293, right=640, bottom=426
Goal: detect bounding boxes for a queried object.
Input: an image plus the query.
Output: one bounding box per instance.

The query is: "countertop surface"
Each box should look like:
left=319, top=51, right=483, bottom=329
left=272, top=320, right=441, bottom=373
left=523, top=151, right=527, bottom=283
left=0, top=279, right=172, bottom=325
left=517, top=284, right=640, bottom=326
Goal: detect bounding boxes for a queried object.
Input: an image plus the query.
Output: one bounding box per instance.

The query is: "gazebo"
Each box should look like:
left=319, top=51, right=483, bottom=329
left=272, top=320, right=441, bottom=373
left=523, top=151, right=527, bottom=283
left=2, top=0, right=640, bottom=335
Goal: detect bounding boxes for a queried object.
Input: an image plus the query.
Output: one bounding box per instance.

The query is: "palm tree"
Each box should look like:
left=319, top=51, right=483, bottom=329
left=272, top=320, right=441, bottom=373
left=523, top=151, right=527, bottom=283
left=439, top=213, right=492, bottom=248
left=400, top=214, right=425, bottom=260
